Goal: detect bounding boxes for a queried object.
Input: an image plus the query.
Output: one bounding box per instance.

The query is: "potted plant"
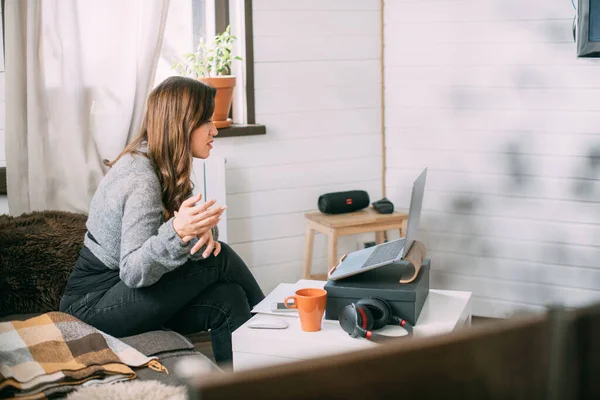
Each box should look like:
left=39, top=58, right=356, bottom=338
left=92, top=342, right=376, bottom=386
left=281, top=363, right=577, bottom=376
left=173, top=25, right=242, bottom=128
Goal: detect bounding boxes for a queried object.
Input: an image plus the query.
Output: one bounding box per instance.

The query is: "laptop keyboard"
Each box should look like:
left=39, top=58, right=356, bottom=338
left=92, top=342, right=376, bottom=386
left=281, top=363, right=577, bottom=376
left=361, top=239, right=405, bottom=269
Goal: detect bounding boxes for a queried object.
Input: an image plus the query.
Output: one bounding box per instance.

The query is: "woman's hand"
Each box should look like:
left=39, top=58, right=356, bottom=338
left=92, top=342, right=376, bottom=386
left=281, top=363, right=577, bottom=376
left=189, top=229, right=221, bottom=258
left=172, top=193, right=226, bottom=241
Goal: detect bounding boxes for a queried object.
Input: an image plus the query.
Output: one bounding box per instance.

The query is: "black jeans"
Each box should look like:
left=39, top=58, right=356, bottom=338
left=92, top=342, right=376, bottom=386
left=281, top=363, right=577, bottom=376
left=59, top=242, right=264, bottom=365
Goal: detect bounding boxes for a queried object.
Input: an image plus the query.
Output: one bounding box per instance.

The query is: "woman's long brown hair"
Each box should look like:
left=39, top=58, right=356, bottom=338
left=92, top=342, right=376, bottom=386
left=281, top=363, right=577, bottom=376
left=105, top=76, right=216, bottom=220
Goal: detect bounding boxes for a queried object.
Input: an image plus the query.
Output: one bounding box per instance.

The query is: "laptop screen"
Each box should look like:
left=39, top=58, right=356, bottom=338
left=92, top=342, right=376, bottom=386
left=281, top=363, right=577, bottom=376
left=404, top=168, right=427, bottom=256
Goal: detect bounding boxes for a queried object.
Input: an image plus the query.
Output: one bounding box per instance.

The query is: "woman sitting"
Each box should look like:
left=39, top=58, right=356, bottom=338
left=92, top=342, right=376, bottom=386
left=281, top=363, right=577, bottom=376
left=60, top=76, right=265, bottom=365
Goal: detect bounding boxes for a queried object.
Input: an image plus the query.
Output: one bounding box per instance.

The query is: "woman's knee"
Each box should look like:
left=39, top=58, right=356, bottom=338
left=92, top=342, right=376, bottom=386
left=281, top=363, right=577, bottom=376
left=217, top=242, right=252, bottom=274
left=206, top=281, right=246, bottom=304
left=205, top=282, right=251, bottom=327
left=217, top=242, right=246, bottom=267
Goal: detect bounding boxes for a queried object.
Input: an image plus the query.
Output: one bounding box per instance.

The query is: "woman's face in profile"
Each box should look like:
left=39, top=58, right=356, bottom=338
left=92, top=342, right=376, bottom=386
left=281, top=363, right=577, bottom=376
left=190, top=121, right=218, bottom=159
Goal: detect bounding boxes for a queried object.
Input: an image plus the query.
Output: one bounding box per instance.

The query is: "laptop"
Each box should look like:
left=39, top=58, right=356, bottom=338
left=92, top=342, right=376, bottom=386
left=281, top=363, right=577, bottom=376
left=328, top=168, right=427, bottom=281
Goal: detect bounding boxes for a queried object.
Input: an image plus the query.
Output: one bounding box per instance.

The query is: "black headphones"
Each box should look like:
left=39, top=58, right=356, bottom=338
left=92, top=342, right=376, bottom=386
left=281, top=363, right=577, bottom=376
left=338, top=297, right=413, bottom=343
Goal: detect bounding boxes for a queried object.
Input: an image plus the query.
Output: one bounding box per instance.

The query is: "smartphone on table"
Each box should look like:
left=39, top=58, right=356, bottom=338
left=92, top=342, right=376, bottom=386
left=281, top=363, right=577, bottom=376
left=271, top=301, right=297, bottom=312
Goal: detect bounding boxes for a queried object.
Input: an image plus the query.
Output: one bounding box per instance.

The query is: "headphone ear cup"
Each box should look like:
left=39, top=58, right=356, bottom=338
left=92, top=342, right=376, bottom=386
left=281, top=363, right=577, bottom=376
left=373, top=297, right=394, bottom=323
left=356, top=304, right=374, bottom=330
left=339, top=304, right=361, bottom=337
left=356, top=298, right=391, bottom=330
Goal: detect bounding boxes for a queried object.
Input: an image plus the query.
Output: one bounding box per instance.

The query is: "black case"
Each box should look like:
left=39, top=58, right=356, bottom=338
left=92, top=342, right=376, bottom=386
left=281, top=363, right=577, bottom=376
left=324, top=260, right=430, bottom=326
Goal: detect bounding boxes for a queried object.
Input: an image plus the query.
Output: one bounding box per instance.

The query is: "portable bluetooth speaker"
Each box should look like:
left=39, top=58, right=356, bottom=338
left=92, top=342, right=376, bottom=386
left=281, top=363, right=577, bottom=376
left=318, top=190, right=370, bottom=214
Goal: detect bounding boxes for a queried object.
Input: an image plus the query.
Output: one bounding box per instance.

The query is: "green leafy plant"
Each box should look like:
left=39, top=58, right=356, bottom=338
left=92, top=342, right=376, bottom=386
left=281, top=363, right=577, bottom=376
left=173, top=25, right=242, bottom=78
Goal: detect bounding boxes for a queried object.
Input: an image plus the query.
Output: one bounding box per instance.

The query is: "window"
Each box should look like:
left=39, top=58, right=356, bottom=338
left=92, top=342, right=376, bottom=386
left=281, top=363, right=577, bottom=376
left=156, top=0, right=264, bottom=138
left=0, top=0, right=264, bottom=194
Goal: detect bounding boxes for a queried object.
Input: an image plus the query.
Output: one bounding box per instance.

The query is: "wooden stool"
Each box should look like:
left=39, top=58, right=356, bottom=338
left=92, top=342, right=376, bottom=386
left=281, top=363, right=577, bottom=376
left=302, top=207, right=409, bottom=280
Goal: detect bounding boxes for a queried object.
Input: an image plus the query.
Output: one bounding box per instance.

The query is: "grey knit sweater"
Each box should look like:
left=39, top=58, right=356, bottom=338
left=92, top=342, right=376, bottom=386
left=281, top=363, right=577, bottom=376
left=84, top=152, right=218, bottom=288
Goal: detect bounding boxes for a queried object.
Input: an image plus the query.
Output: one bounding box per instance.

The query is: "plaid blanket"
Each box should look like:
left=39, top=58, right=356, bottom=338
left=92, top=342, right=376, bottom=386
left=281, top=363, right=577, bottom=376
left=0, top=312, right=167, bottom=399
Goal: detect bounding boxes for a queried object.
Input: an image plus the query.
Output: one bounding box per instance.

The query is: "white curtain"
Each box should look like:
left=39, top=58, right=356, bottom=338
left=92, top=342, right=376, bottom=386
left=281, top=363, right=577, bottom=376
left=5, top=0, right=170, bottom=215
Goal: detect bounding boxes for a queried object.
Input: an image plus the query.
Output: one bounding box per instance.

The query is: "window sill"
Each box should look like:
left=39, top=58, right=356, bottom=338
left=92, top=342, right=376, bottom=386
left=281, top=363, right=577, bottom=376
left=216, top=124, right=266, bottom=138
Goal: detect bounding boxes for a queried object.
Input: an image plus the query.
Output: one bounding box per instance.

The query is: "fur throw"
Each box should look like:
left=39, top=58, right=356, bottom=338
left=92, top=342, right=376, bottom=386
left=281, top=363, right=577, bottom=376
left=66, top=380, right=186, bottom=400
left=0, top=210, right=88, bottom=317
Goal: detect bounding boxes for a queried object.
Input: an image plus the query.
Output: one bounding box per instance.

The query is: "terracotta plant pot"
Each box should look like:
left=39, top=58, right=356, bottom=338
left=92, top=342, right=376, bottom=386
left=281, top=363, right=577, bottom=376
left=199, top=76, right=236, bottom=128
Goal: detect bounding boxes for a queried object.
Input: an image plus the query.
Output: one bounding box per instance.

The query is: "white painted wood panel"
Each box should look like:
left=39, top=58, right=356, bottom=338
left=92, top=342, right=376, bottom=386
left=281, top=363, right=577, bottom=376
left=387, top=169, right=600, bottom=203
left=213, top=133, right=381, bottom=169
left=389, top=20, right=573, bottom=44
left=418, top=212, right=600, bottom=249
left=226, top=180, right=381, bottom=219
left=385, top=0, right=574, bottom=23
left=430, top=271, right=600, bottom=312
left=387, top=183, right=600, bottom=226
left=386, top=65, right=600, bottom=88
left=421, top=231, right=600, bottom=269
left=255, top=85, right=380, bottom=114
left=420, top=216, right=600, bottom=249
left=228, top=212, right=380, bottom=246
left=384, top=0, right=600, bottom=317
left=228, top=212, right=306, bottom=243
left=386, top=43, right=600, bottom=67
left=386, top=107, right=600, bottom=134
left=254, top=10, right=379, bottom=37
left=227, top=157, right=381, bottom=194
left=386, top=86, right=600, bottom=112
left=386, top=151, right=600, bottom=180
left=255, top=60, right=381, bottom=89
left=386, top=129, right=600, bottom=158
left=254, top=35, right=379, bottom=63
left=428, top=251, right=600, bottom=292
left=254, top=0, right=379, bottom=11
left=255, top=108, right=381, bottom=139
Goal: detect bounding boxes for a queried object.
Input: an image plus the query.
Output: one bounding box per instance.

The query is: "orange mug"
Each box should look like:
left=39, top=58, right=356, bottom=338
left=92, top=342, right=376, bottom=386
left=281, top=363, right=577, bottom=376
left=284, top=288, right=328, bottom=332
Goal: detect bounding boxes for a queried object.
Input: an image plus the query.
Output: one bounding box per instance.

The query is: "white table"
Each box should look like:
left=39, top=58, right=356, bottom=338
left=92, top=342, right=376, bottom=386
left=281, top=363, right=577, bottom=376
left=232, top=279, right=472, bottom=371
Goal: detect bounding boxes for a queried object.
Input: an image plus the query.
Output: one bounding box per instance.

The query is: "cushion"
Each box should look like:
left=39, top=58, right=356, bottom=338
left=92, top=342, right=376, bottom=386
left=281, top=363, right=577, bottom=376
left=120, top=330, right=198, bottom=357
left=0, top=210, right=87, bottom=317
left=120, top=330, right=220, bottom=386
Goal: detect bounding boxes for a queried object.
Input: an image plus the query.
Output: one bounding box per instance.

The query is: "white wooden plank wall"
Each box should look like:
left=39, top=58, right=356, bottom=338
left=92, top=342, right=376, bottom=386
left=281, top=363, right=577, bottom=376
left=384, top=0, right=600, bottom=317
left=209, top=0, right=383, bottom=293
